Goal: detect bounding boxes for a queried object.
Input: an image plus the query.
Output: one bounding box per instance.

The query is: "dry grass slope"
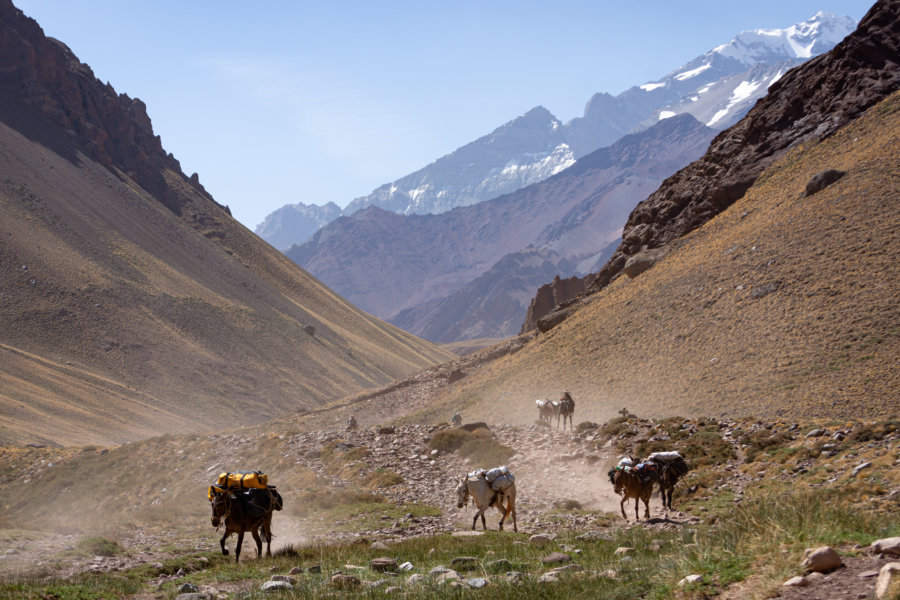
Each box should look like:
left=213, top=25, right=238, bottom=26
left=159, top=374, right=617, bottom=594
left=418, top=92, right=900, bottom=426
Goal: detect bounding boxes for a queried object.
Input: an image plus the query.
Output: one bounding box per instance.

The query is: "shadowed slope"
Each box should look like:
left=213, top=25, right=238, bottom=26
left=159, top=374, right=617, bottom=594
left=0, top=3, right=452, bottom=446
left=412, top=92, right=900, bottom=425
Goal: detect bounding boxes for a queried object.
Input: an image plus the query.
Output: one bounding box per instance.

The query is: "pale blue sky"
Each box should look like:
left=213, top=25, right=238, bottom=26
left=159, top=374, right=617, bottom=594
left=14, top=1, right=875, bottom=229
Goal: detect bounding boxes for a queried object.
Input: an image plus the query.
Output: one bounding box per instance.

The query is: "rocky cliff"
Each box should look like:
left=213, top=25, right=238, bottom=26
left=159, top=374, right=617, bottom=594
left=522, top=0, right=900, bottom=332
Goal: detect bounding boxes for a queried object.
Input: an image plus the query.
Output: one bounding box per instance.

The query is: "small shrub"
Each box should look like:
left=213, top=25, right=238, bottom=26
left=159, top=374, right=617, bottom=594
left=742, top=430, right=794, bottom=463
left=76, top=536, right=122, bottom=557
left=576, top=421, right=599, bottom=433
left=429, top=428, right=515, bottom=467
left=363, top=468, right=403, bottom=488
left=846, top=417, right=899, bottom=443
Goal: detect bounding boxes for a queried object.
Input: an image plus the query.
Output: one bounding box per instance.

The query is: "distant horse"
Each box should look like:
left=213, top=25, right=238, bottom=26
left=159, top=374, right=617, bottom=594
left=455, top=475, right=517, bottom=532
left=536, top=399, right=558, bottom=424
left=557, top=392, right=575, bottom=430
left=210, top=488, right=281, bottom=562
left=611, top=466, right=657, bottom=521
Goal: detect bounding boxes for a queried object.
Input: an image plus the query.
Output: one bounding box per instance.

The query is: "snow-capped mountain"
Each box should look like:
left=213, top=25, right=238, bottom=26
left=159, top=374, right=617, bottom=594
left=632, top=11, right=857, bottom=130
left=341, top=107, right=574, bottom=217
left=257, top=11, right=856, bottom=253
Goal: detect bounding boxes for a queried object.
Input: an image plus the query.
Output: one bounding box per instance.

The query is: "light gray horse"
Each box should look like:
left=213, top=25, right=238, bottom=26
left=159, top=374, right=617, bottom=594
left=455, top=475, right=517, bottom=532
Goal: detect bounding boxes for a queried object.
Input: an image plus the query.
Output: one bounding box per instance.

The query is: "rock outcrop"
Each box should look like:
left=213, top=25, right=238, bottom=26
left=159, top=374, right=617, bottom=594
left=0, top=0, right=217, bottom=217
left=523, top=0, right=900, bottom=330
left=585, top=0, right=900, bottom=295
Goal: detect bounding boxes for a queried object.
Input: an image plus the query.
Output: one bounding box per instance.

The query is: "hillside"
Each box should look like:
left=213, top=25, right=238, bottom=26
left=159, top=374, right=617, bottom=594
left=0, top=1, right=453, bottom=447
left=403, top=90, right=900, bottom=426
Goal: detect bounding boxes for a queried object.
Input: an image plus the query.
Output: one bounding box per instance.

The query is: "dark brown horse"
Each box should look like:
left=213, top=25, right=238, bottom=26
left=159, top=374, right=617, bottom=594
left=648, top=454, right=689, bottom=510
left=210, top=488, right=280, bottom=562
left=557, top=392, right=575, bottom=430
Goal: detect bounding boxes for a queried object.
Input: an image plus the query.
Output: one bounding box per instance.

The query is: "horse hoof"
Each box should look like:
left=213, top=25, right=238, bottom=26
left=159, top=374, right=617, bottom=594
left=222, top=549, right=229, bottom=556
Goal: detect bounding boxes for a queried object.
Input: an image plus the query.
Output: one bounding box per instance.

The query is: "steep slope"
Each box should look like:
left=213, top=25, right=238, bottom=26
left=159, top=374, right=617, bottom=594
left=0, top=1, right=453, bottom=447
left=524, top=0, right=900, bottom=331
left=257, top=12, right=855, bottom=249
left=410, top=90, right=900, bottom=425
left=288, top=115, right=716, bottom=337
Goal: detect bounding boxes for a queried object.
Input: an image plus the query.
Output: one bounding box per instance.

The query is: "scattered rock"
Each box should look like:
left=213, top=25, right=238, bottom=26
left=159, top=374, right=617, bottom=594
left=783, top=575, right=809, bottom=587
left=384, top=586, right=402, bottom=594
left=486, top=559, right=512, bottom=573
left=802, top=546, right=843, bottom=573
left=330, top=574, right=361, bottom=588
left=307, top=564, right=321, bottom=573
left=260, top=580, right=294, bottom=592
left=804, top=169, right=846, bottom=196
left=538, top=571, right=560, bottom=583
left=542, top=552, right=572, bottom=565
left=467, top=577, right=489, bottom=588
left=450, top=556, right=480, bottom=572
left=806, top=429, right=826, bottom=438
left=270, top=575, right=297, bottom=584
left=406, top=574, right=425, bottom=585
left=398, top=561, right=413, bottom=571
left=288, top=567, right=303, bottom=575
left=529, top=534, right=552, bottom=546
left=678, top=574, right=703, bottom=586
left=614, top=547, right=633, bottom=556
left=876, top=562, right=900, bottom=600
left=176, top=582, right=199, bottom=593
left=851, top=462, right=872, bottom=477
left=872, top=537, right=900, bottom=556
left=371, top=557, right=399, bottom=572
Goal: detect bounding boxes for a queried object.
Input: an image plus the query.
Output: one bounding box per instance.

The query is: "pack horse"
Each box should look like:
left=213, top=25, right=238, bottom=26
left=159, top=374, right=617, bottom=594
left=456, top=466, right=517, bottom=532
left=208, top=470, right=283, bottom=562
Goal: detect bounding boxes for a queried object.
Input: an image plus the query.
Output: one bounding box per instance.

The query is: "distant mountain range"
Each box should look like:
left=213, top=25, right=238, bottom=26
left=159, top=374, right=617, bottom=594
left=257, top=11, right=856, bottom=251
left=288, top=114, right=716, bottom=341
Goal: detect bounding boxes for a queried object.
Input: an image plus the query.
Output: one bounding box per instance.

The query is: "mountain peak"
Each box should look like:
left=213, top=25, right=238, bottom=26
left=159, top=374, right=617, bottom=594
left=712, top=11, right=856, bottom=65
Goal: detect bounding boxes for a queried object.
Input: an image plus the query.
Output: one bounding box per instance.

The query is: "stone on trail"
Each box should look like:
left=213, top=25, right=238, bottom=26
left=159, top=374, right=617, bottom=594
left=872, top=537, right=900, bottom=556
left=783, top=576, right=809, bottom=587
left=801, top=546, right=843, bottom=573
left=678, top=574, right=703, bottom=586
left=876, top=563, right=900, bottom=600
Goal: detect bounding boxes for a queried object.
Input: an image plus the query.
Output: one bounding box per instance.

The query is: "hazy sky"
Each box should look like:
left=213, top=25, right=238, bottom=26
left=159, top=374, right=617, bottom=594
left=14, top=1, right=875, bottom=230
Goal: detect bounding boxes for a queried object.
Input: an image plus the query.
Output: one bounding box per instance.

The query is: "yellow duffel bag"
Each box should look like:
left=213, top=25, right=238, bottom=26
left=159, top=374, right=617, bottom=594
left=208, top=470, right=268, bottom=499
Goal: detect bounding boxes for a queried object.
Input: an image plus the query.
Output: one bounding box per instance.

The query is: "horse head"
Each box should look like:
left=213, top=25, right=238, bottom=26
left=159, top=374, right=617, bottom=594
left=456, top=477, right=469, bottom=508
left=210, top=492, right=234, bottom=528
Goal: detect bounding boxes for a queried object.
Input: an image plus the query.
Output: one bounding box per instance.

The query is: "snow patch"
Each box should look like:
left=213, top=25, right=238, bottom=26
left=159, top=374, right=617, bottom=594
left=658, top=111, right=677, bottom=120
left=707, top=79, right=762, bottom=127
left=640, top=82, right=666, bottom=92
left=675, top=63, right=711, bottom=81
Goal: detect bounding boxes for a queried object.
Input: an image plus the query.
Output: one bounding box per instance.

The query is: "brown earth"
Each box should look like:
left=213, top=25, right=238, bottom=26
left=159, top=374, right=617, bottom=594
left=0, top=415, right=896, bottom=600
left=358, top=91, right=900, bottom=428
left=0, top=2, right=453, bottom=447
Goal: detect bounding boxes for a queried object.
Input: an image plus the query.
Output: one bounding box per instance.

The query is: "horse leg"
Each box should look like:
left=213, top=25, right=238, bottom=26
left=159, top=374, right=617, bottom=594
left=251, top=526, right=263, bottom=558
left=508, top=496, right=517, bottom=532
left=234, top=530, right=244, bottom=563
left=471, top=510, right=480, bottom=530
left=642, top=493, right=651, bottom=520
left=219, top=530, right=231, bottom=556
left=634, top=497, right=640, bottom=521
left=620, top=495, right=627, bottom=520
left=496, top=497, right=507, bottom=531
left=480, top=509, right=487, bottom=530
left=260, top=515, right=273, bottom=557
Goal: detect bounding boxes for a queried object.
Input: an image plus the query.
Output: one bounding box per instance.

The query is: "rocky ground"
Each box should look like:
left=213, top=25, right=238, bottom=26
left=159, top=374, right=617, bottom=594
left=1, top=415, right=897, bottom=599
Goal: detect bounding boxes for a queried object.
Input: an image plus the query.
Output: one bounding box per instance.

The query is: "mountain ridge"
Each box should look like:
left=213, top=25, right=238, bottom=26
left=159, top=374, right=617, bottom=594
left=0, top=0, right=453, bottom=446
